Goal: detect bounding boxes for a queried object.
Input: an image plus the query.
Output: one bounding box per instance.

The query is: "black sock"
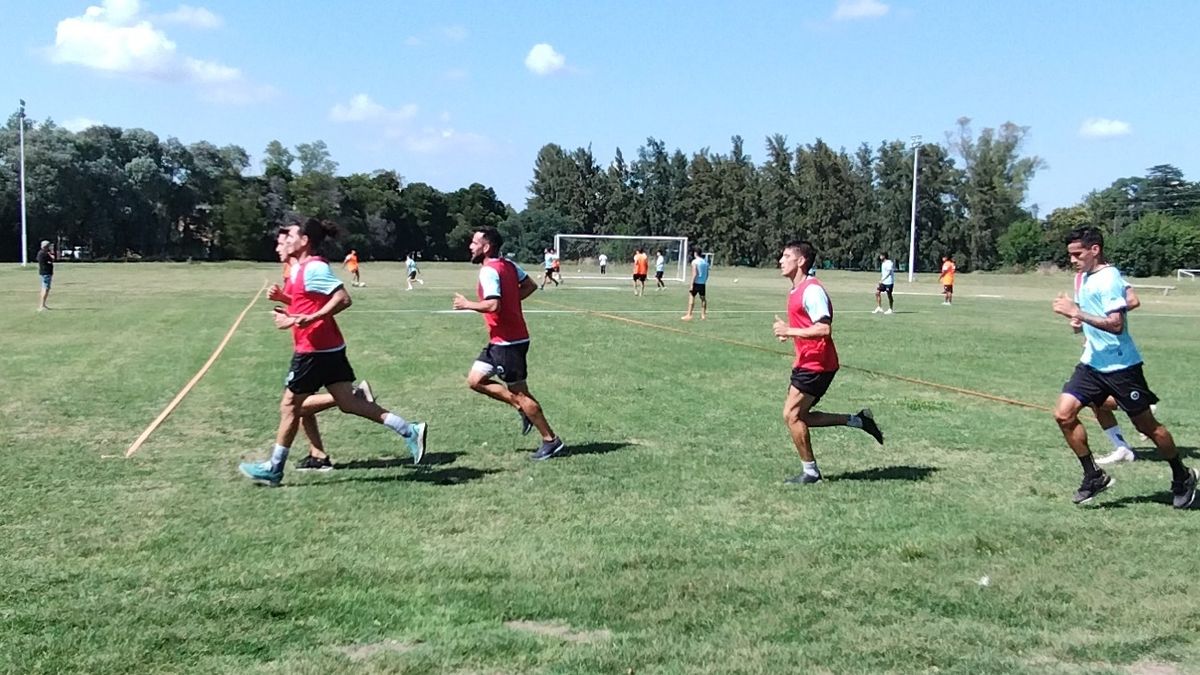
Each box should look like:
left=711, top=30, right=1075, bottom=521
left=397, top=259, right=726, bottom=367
left=1168, top=456, right=1190, bottom=482
left=1078, top=453, right=1100, bottom=477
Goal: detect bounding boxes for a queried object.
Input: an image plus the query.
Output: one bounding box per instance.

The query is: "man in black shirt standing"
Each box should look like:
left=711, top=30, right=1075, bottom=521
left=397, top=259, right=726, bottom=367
left=37, top=240, right=54, bottom=311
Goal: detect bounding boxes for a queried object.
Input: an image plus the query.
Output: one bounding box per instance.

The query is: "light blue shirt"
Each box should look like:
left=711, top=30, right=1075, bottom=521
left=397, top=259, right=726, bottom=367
left=406, top=257, right=418, bottom=273
left=479, top=261, right=529, bottom=298
left=291, top=260, right=343, bottom=295
left=544, top=253, right=554, bottom=269
left=1076, top=265, right=1141, bottom=372
left=656, top=254, right=665, bottom=272
left=880, top=259, right=895, bottom=285
left=693, top=257, right=710, bottom=284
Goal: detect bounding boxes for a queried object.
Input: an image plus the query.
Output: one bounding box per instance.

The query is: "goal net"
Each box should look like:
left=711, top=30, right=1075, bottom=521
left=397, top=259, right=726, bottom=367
left=553, top=234, right=689, bottom=282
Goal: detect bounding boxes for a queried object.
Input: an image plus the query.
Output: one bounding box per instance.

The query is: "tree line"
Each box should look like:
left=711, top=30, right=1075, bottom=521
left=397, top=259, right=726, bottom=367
left=4, top=113, right=1198, bottom=274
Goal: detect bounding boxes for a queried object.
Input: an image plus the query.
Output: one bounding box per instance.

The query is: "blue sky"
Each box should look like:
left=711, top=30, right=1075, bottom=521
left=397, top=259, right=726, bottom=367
left=4, top=0, right=1199, bottom=214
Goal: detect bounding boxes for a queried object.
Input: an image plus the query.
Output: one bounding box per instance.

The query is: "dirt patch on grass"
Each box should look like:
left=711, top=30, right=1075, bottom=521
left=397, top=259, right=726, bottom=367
left=1127, top=661, right=1182, bottom=675
left=336, top=639, right=418, bottom=661
left=504, top=620, right=612, bottom=644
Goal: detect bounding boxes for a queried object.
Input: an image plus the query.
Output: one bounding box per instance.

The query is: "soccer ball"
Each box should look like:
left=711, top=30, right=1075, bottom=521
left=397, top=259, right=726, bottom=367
left=734, top=278, right=739, bottom=283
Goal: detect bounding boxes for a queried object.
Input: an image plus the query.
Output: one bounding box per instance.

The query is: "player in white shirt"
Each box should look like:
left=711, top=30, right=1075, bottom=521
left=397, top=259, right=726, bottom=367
left=598, top=252, right=608, bottom=275
left=873, top=252, right=895, bottom=314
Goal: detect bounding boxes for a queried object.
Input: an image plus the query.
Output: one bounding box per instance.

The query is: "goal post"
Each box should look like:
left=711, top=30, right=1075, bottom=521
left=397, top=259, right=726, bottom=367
left=553, top=234, right=689, bottom=282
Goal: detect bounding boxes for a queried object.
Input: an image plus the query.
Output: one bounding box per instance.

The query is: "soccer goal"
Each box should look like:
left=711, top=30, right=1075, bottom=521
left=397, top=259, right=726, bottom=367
left=554, top=234, right=689, bottom=282
left=1177, top=269, right=1200, bottom=280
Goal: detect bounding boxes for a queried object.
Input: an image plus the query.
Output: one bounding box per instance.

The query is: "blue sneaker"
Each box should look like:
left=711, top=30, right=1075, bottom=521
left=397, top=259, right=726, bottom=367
left=530, top=437, right=566, bottom=461
left=519, top=412, right=534, bottom=436
left=239, top=461, right=282, bottom=487
left=405, top=422, right=427, bottom=465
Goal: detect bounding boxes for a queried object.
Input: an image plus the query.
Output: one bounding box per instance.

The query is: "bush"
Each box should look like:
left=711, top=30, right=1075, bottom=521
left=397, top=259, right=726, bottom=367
left=1108, top=213, right=1200, bottom=277
left=997, top=219, right=1043, bottom=267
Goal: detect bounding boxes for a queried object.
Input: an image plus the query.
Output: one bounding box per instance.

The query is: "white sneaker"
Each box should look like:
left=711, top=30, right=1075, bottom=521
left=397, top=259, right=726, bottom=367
left=873, top=307, right=883, bottom=314
left=1096, top=447, right=1136, bottom=465
left=884, top=309, right=894, bottom=315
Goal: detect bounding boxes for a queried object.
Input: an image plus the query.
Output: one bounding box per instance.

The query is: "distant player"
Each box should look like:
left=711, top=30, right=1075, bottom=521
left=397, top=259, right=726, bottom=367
left=1050, top=227, right=1194, bottom=507
left=874, top=252, right=895, bottom=314
left=598, top=252, right=608, bottom=275
left=939, top=255, right=955, bottom=305
left=453, top=227, right=566, bottom=460
left=343, top=249, right=364, bottom=287
left=551, top=249, right=562, bottom=284
left=540, top=248, right=559, bottom=289
left=655, top=250, right=666, bottom=289
left=37, top=240, right=54, bottom=311
left=405, top=253, right=425, bottom=291
left=632, top=248, right=649, bottom=296
left=681, top=249, right=709, bottom=321
left=239, top=218, right=427, bottom=486
left=772, top=240, right=883, bottom=485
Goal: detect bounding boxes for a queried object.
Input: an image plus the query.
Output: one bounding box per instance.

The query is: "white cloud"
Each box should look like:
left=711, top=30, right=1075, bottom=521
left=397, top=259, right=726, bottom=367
left=329, top=94, right=418, bottom=123
left=444, top=68, right=469, bottom=81
left=402, top=127, right=492, bottom=155
left=442, top=25, right=468, bottom=42
left=524, top=43, right=566, bottom=76
left=158, top=4, right=222, bottom=29
left=62, top=117, right=103, bottom=132
left=48, top=0, right=266, bottom=103
left=832, top=0, right=890, bottom=20
left=404, top=35, right=422, bottom=47
left=1079, top=117, right=1132, bottom=138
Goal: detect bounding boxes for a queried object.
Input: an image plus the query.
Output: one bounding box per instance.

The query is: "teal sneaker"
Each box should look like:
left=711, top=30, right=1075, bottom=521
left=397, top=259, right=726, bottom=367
left=405, top=422, right=427, bottom=465
left=239, top=461, right=282, bottom=486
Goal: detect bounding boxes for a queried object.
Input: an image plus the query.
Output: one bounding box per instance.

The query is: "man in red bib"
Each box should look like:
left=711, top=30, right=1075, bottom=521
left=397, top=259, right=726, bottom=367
left=239, top=218, right=427, bottom=486
left=453, top=227, right=565, bottom=460
left=772, top=240, right=883, bottom=485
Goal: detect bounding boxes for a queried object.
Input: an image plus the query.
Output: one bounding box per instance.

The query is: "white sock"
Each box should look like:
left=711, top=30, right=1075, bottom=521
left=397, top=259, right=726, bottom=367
left=802, top=460, right=820, bottom=476
left=269, top=444, right=289, bottom=472
left=1104, top=426, right=1129, bottom=451
left=846, top=415, right=863, bottom=429
left=383, top=412, right=412, bottom=437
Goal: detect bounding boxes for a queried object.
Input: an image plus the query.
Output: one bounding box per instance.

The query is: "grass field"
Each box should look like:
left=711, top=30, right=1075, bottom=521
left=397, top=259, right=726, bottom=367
left=2, top=260, right=1199, bottom=674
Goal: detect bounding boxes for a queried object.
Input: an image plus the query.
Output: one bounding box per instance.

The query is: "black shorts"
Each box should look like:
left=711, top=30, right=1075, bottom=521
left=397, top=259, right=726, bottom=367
left=634, top=273, right=647, bottom=282
left=286, top=349, right=356, bottom=395
left=655, top=270, right=664, bottom=280
left=408, top=270, right=417, bottom=280
left=473, top=341, right=531, bottom=385
left=942, top=284, right=954, bottom=293
left=690, top=283, right=707, bottom=297
left=600, top=265, right=607, bottom=273
left=877, top=283, right=894, bottom=293
left=1063, top=362, right=1159, bottom=415
left=790, top=368, right=838, bottom=405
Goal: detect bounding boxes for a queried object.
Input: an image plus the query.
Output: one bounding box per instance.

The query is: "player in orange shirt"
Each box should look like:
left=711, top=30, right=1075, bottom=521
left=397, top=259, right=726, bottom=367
left=343, top=249, right=364, bottom=287
left=939, top=255, right=956, bottom=306
left=632, top=248, right=649, bottom=296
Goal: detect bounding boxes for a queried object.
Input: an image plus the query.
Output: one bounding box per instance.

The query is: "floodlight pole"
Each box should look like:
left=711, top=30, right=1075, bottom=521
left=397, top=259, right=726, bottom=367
left=906, top=135, right=921, bottom=283
left=18, top=99, right=28, bottom=266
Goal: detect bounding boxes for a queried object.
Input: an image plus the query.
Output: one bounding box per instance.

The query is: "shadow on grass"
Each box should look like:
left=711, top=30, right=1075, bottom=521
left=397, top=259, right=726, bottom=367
left=565, top=441, right=633, bottom=457
left=335, top=452, right=459, bottom=470
left=1131, top=446, right=1198, bottom=461
left=293, top=465, right=501, bottom=488
left=1096, top=491, right=1175, bottom=509
left=826, top=465, right=939, bottom=482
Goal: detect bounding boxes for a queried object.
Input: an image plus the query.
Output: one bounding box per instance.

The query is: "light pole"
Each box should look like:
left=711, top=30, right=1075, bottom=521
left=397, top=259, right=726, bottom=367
left=18, top=99, right=28, bottom=266
left=906, top=135, right=921, bottom=283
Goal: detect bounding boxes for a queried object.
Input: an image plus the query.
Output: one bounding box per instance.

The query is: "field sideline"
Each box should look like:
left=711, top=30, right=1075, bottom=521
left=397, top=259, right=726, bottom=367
left=2, top=261, right=1199, bottom=674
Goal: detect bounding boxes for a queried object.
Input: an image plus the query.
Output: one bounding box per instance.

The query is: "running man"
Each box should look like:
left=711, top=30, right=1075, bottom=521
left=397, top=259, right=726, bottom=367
left=681, top=249, right=710, bottom=321
left=939, top=255, right=955, bottom=305
left=874, top=252, right=895, bottom=314
left=772, top=240, right=883, bottom=485
left=240, top=218, right=427, bottom=486
left=1050, top=227, right=1195, bottom=507
left=405, top=253, right=425, bottom=291
left=1081, top=277, right=1142, bottom=465
left=453, top=227, right=566, bottom=461
left=655, top=250, right=666, bottom=289
left=598, top=252, right=608, bottom=275
left=343, top=249, right=364, bottom=287
left=37, top=240, right=54, bottom=311
left=272, top=228, right=376, bottom=471
left=540, top=248, right=559, bottom=289
left=632, top=248, right=649, bottom=296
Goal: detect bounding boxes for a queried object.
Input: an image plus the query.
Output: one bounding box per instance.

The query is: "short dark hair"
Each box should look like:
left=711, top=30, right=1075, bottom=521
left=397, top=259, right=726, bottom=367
left=476, top=226, right=503, bottom=251
left=693, top=249, right=702, bottom=257
left=1066, top=227, right=1104, bottom=250
left=881, top=251, right=889, bottom=259
left=785, top=240, right=817, bottom=271
left=300, top=218, right=339, bottom=249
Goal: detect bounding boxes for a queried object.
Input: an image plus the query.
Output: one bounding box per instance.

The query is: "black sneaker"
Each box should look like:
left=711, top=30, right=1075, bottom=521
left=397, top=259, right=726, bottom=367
left=1171, top=468, right=1197, bottom=509
left=1073, top=471, right=1113, bottom=504
left=857, top=408, right=884, bottom=445
left=784, top=472, right=822, bottom=485
left=296, top=454, right=334, bottom=472
left=519, top=412, right=534, bottom=436
left=530, top=437, right=566, bottom=461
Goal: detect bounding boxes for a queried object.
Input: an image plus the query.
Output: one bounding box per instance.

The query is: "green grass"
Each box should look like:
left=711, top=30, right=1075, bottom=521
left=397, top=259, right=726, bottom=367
left=2, top=261, right=1199, bottom=674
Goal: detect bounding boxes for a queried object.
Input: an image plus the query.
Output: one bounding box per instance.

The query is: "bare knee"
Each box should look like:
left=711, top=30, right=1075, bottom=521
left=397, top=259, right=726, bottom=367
left=1053, top=408, right=1078, bottom=429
